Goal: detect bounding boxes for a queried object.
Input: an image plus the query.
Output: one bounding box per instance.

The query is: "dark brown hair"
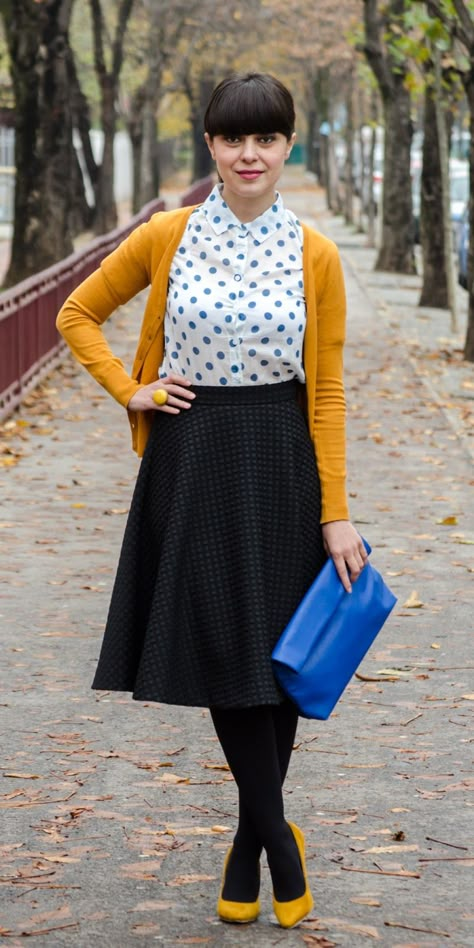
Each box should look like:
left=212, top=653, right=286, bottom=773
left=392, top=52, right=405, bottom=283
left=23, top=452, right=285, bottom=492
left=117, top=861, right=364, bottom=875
left=204, top=73, right=295, bottom=141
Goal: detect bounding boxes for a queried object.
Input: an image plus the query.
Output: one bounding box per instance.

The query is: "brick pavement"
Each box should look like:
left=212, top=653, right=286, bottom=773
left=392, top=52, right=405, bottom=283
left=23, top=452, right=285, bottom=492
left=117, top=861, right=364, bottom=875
left=1, top=170, right=473, bottom=947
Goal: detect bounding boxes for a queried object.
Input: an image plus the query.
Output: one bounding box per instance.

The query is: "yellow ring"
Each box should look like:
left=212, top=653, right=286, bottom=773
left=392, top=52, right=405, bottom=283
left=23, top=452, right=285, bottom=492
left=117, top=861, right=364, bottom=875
left=152, top=388, right=168, bottom=406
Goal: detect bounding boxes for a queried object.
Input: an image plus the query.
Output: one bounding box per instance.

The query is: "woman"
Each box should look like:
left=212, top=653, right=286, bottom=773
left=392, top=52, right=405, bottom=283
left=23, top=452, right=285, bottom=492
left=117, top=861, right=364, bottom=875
left=57, top=73, right=367, bottom=929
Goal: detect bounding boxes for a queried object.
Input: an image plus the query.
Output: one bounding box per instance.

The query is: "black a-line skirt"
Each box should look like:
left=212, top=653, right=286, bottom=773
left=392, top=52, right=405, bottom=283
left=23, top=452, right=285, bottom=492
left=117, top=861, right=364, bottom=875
left=92, top=380, right=327, bottom=708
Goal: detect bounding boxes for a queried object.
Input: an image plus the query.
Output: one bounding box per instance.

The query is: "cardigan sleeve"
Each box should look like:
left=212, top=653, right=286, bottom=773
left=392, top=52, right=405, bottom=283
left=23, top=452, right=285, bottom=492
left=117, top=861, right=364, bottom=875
left=56, top=221, right=155, bottom=407
left=314, top=243, right=349, bottom=522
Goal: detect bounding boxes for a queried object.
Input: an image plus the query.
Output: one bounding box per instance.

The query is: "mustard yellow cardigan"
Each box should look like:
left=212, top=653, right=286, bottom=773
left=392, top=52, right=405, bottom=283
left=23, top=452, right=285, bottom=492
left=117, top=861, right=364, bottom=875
left=56, top=205, right=349, bottom=522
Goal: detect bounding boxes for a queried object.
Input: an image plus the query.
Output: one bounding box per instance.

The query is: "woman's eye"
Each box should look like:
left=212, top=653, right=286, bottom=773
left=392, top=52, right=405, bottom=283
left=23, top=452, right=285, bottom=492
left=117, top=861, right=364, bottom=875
left=259, top=136, right=275, bottom=144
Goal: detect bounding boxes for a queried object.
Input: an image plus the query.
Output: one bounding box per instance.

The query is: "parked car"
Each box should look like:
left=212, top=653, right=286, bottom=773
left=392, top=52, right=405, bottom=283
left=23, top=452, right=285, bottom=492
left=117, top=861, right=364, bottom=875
left=458, top=204, right=469, bottom=288
left=412, top=158, right=469, bottom=244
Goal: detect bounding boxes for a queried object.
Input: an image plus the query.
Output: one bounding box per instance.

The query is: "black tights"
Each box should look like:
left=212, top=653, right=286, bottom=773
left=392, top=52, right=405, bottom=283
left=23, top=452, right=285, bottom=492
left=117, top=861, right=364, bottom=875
left=210, top=701, right=305, bottom=902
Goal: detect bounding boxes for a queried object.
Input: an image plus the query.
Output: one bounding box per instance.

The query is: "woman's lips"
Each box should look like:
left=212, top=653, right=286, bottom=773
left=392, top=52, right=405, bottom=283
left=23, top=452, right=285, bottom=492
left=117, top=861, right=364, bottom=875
left=237, top=170, right=263, bottom=180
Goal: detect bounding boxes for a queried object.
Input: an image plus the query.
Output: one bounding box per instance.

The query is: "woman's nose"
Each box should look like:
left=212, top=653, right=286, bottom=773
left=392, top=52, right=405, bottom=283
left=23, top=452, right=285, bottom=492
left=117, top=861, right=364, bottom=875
left=241, top=137, right=258, bottom=161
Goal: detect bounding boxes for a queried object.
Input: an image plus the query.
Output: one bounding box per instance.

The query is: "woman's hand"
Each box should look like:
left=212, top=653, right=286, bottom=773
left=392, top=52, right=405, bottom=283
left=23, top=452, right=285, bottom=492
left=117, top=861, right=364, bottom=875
left=127, top=374, right=196, bottom=414
left=321, top=520, right=368, bottom=593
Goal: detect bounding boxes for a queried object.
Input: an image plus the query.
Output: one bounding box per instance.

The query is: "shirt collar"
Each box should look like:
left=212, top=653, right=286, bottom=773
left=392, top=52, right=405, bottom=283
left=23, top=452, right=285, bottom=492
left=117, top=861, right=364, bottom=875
left=201, top=184, right=286, bottom=242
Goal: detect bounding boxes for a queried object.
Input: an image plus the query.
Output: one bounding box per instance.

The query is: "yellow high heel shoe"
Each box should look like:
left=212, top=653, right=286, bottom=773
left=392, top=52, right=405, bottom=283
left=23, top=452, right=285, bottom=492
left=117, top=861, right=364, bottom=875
left=272, top=821, right=314, bottom=928
left=217, top=847, right=260, bottom=924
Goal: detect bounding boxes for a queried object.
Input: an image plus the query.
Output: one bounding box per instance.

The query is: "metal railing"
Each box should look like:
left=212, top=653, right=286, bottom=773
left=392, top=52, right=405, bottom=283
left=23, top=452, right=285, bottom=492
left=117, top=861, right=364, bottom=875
left=0, top=176, right=213, bottom=421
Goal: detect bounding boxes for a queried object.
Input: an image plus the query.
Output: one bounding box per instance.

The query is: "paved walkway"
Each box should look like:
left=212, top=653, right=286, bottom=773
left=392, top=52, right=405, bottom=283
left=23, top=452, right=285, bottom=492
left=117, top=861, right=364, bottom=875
left=1, top=171, right=473, bottom=947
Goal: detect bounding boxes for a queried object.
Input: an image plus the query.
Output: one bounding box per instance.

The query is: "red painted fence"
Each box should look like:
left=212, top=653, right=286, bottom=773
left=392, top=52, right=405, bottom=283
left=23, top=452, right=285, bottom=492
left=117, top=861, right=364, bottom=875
left=0, top=176, right=213, bottom=421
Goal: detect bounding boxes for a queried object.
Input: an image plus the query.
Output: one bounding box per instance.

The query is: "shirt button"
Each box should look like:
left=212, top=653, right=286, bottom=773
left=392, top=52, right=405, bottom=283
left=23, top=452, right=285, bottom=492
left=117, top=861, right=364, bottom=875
left=234, top=274, right=242, bottom=282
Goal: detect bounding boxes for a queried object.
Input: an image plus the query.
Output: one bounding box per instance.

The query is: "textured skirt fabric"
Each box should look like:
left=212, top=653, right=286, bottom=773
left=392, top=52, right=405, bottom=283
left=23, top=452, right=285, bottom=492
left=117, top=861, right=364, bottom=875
left=92, top=380, right=327, bottom=708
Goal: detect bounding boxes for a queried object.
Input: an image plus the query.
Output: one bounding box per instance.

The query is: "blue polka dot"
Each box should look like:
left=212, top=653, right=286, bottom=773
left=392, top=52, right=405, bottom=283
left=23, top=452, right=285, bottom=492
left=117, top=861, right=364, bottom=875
left=179, top=246, right=186, bottom=254
left=264, top=313, right=272, bottom=320
left=261, top=337, right=269, bottom=344
left=194, top=274, right=202, bottom=281
left=227, top=240, right=234, bottom=248
left=200, top=251, right=207, bottom=259
left=289, top=230, right=296, bottom=238
left=218, top=281, right=226, bottom=287
left=190, top=296, right=197, bottom=304
left=274, top=348, right=282, bottom=356
left=287, top=337, right=293, bottom=344
left=229, top=292, right=236, bottom=300
left=262, top=289, right=270, bottom=297
left=205, top=362, right=213, bottom=370
left=209, top=193, right=216, bottom=201
left=251, top=373, right=258, bottom=381
left=203, top=336, right=211, bottom=344
left=189, top=320, right=196, bottom=329
left=265, top=249, right=272, bottom=257
left=199, top=311, right=207, bottom=319
left=196, top=372, right=203, bottom=381
left=209, top=266, right=217, bottom=274
left=220, top=377, right=228, bottom=385
left=214, top=326, right=222, bottom=334
left=217, top=351, right=225, bottom=359
left=176, top=342, right=182, bottom=351
left=192, top=347, right=200, bottom=355
left=225, top=315, right=232, bottom=323
left=250, top=282, right=257, bottom=289
left=272, top=371, right=281, bottom=377
left=237, top=253, right=245, bottom=260
left=213, top=215, right=221, bottom=223
left=277, top=324, right=285, bottom=332
left=204, top=288, right=211, bottom=295
left=181, top=331, right=187, bottom=340
left=238, top=313, right=246, bottom=321
left=186, top=260, right=193, bottom=268
left=260, top=225, right=269, bottom=234
left=251, top=326, right=259, bottom=333
left=272, top=204, right=278, bottom=212
left=260, top=359, right=269, bottom=366
left=223, top=258, right=230, bottom=266
left=277, top=239, right=285, bottom=247
left=231, top=365, right=239, bottom=373
left=249, top=348, right=256, bottom=356
left=248, top=301, right=256, bottom=308
left=275, top=301, right=282, bottom=307
left=171, top=351, right=178, bottom=359
left=178, top=306, right=184, bottom=314
left=250, top=260, right=258, bottom=268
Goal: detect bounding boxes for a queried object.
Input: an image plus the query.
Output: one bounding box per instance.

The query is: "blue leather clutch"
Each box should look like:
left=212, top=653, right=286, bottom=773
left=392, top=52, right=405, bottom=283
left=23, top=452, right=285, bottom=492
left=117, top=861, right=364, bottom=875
left=272, top=539, right=397, bottom=720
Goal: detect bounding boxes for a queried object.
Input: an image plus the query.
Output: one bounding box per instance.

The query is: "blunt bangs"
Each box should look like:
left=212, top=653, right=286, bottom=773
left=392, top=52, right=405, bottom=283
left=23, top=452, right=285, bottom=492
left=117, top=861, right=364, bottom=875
left=204, top=74, right=295, bottom=141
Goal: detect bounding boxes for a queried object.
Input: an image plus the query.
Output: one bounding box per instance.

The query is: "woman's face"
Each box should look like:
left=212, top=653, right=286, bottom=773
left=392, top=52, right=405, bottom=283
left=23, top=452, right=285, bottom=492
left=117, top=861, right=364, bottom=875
left=204, top=132, right=295, bottom=217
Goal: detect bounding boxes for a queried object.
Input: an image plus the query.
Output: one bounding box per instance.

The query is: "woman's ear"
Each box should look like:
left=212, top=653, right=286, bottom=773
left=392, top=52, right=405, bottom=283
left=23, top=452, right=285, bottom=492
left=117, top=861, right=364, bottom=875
left=285, top=132, right=297, bottom=160
left=204, top=132, right=215, bottom=160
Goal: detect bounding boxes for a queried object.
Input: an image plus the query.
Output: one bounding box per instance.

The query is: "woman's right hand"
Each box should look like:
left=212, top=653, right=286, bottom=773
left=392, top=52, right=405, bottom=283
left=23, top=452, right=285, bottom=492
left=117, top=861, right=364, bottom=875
left=127, top=374, right=196, bottom=414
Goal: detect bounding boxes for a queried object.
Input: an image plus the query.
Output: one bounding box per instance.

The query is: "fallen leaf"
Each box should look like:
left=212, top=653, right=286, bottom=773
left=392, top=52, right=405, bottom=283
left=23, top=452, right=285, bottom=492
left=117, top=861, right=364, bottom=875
left=403, top=590, right=424, bottom=608
left=350, top=897, right=381, bottom=907
left=362, top=844, right=418, bottom=854
left=167, top=874, right=216, bottom=886
left=437, top=515, right=458, bottom=525
left=461, top=694, right=474, bottom=701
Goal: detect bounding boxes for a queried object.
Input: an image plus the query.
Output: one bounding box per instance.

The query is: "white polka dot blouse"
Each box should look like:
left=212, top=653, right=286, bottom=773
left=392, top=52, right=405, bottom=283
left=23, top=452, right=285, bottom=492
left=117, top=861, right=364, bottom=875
left=158, top=185, right=306, bottom=386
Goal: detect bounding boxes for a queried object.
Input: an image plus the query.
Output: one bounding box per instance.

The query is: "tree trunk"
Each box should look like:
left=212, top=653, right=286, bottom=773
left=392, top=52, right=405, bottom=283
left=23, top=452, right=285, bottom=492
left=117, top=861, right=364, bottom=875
left=464, top=79, right=474, bottom=361
left=2, top=0, right=75, bottom=286
left=419, top=83, right=448, bottom=308
left=363, top=0, right=415, bottom=273
left=128, top=85, right=145, bottom=214
left=377, top=89, right=415, bottom=272
left=94, top=77, right=118, bottom=233
left=191, top=76, right=214, bottom=181
left=344, top=75, right=354, bottom=225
